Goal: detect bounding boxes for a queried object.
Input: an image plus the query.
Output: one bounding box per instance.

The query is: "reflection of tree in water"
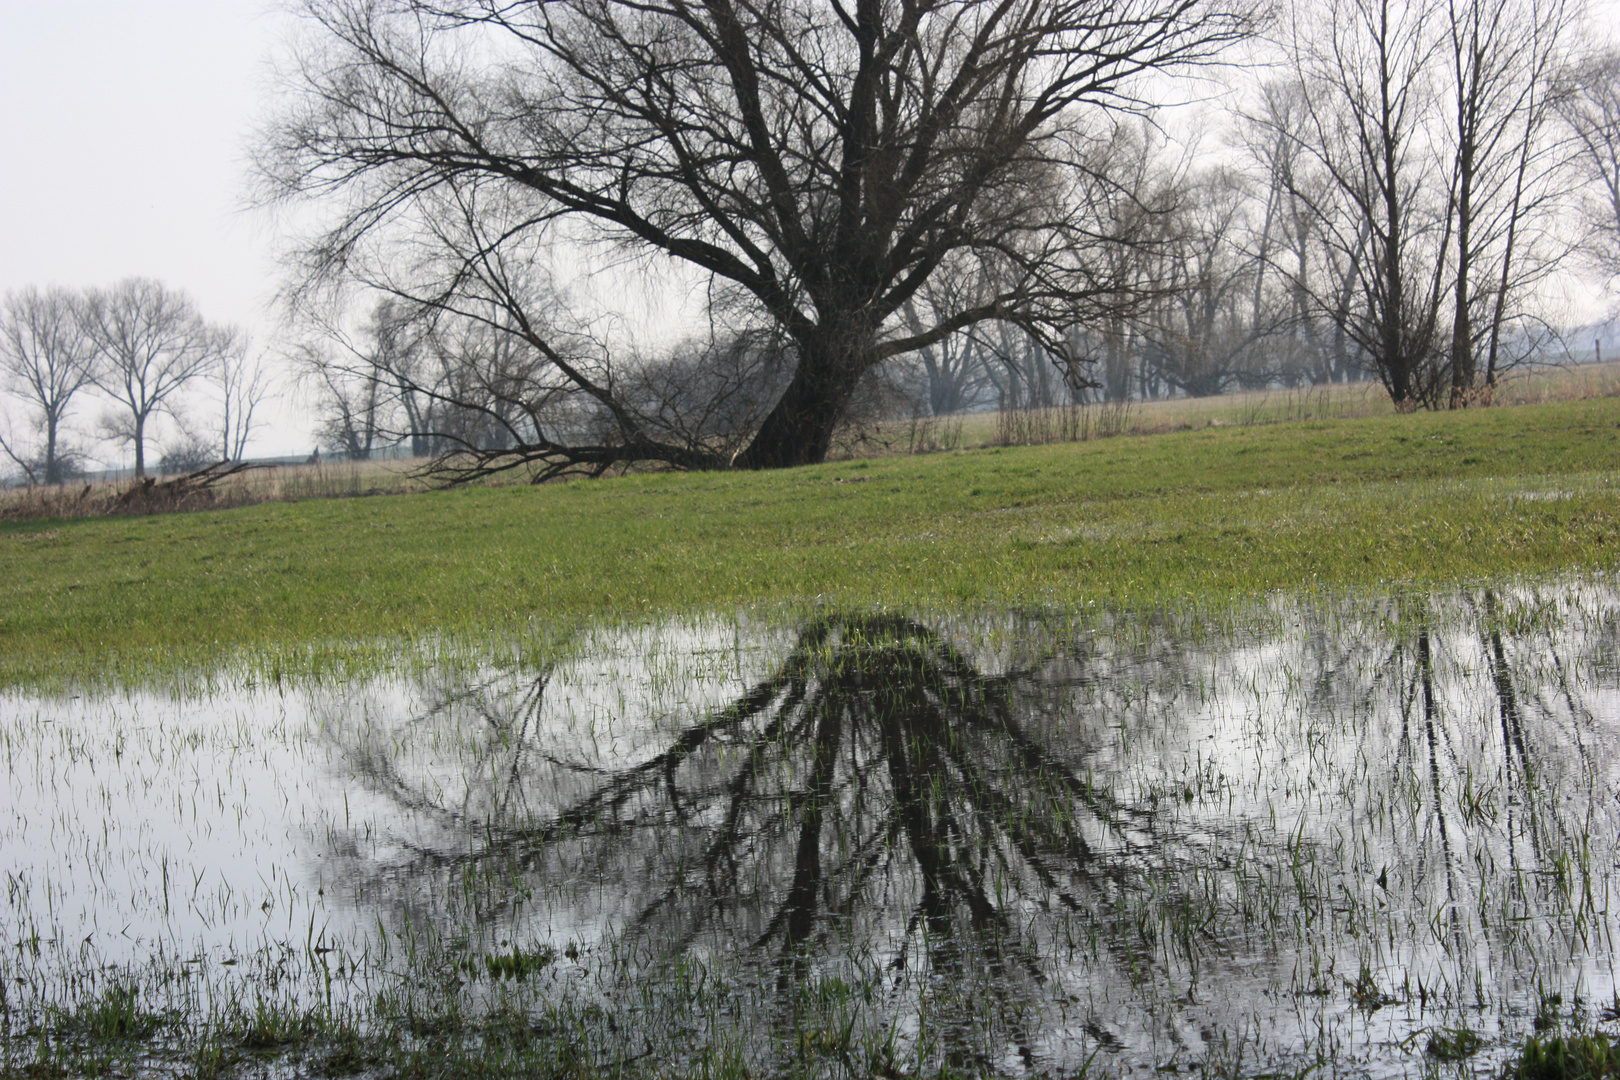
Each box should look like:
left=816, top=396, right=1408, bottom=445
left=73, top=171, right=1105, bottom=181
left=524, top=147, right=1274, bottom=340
left=1395, top=592, right=1617, bottom=947
left=316, top=596, right=1620, bottom=1075
left=332, top=615, right=1166, bottom=1071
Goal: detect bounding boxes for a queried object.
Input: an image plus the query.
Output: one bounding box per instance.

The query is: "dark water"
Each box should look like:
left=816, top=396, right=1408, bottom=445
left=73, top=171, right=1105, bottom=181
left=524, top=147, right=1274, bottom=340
left=4, top=585, right=1619, bottom=1075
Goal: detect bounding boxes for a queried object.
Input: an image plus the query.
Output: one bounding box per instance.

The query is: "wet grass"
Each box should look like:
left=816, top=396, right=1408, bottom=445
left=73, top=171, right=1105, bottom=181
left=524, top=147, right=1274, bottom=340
left=5, top=398, right=1619, bottom=689
left=0, top=928, right=1042, bottom=1079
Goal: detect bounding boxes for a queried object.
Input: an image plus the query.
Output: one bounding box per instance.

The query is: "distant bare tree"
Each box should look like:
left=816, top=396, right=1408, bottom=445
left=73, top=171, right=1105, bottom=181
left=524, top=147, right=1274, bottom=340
left=1237, top=78, right=1370, bottom=386
left=83, top=278, right=234, bottom=477
left=216, top=343, right=276, bottom=462
left=295, top=293, right=553, bottom=463
left=898, top=294, right=1000, bottom=417
left=1084, top=121, right=1185, bottom=402
left=886, top=121, right=1198, bottom=413
left=296, top=345, right=387, bottom=460
left=1137, top=166, right=1290, bottom=396
left=291, top=305, right=398, bottom=461
left=0, top=286, right=97, bottom=485
left=158, top=431, right=218, bottom=476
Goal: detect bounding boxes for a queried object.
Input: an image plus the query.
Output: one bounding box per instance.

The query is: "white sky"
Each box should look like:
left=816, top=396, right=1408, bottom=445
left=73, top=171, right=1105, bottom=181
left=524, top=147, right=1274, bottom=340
left=0, top=0, right=309, bottom=459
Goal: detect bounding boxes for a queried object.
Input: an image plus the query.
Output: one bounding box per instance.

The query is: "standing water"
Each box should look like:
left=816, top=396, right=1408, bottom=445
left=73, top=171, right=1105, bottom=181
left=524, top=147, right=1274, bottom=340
left=3, top=583, right=1618, bottom=1077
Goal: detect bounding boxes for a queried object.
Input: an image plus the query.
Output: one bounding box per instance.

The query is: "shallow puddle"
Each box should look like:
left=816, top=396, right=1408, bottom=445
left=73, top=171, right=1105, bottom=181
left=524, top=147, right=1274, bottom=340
left=4, top=584, right=1619, bottom=1076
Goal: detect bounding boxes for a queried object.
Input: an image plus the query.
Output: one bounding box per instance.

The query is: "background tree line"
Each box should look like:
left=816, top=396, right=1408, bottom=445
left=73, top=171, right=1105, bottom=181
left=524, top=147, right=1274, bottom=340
left=262, top=0, right=1620, bottom=482
left=0, top=278, right=272, bottom=484
left=10, top=0, right=1620, bottom=486
left=870, top=4, right=1620, bottom=417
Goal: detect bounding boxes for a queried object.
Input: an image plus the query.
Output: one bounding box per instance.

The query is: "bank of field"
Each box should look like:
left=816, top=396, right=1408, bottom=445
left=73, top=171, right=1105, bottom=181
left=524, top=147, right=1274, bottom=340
left=3, top=397, right=1619, bottom=686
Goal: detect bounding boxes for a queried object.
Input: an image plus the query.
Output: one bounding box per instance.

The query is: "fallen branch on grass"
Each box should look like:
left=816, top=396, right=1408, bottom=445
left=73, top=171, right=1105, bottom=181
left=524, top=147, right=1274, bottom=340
left=112, top=461, right=271, bottom=512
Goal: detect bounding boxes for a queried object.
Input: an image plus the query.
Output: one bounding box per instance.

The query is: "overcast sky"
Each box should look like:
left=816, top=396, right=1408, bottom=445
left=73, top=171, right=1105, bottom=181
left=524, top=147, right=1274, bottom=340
left=0, top=0, right=307, bottom=457
left=0, top=1, right=283, bottom=318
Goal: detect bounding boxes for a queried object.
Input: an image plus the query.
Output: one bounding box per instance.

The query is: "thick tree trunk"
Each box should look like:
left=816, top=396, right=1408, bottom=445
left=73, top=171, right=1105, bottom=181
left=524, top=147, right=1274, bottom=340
left=44, top=413, right=61, bottom=486
left=732, top=332, right=872, bottom=469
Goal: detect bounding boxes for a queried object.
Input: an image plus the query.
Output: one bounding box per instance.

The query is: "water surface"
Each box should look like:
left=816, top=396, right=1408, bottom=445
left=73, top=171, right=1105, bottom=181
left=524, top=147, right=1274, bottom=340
left=4, top=585, right=1619, bottom=1076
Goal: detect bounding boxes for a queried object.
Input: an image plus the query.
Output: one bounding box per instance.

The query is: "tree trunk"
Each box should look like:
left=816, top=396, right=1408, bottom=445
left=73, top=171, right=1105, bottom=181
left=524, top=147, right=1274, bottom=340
left=1450, top=35, right=1480, bottom=410
left=1449, top=151, right=1475, bottom=408
left=733, top=333, right=872, bottom=469
left=44, top=412, right=61, bottom=486
left=133, top=413, right=148, bottom=478
left=221, top=395, right=234, bottom=462
left=1449, top=269, right=1474, bottom=407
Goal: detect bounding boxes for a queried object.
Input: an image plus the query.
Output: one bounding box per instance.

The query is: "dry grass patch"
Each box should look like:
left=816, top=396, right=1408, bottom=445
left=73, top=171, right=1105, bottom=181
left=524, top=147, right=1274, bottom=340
left=0, top=457, right=435, bottom=523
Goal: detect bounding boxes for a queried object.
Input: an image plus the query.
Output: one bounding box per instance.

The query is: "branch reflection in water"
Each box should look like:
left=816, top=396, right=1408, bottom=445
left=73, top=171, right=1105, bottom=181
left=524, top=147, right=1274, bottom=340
left=306, top=594, right=1620, bottom=1075
left=323, top=614, right=1157, bottom=1072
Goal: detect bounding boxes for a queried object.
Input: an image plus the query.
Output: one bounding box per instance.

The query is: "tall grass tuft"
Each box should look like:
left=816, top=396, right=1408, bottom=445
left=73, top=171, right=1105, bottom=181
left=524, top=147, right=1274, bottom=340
left=1505, top=1033, right=1617, bottom=1080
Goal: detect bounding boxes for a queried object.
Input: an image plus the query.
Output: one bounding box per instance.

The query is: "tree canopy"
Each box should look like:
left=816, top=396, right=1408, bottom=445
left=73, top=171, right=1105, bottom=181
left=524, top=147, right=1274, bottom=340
left=262, top=0, right=1251, bottom=478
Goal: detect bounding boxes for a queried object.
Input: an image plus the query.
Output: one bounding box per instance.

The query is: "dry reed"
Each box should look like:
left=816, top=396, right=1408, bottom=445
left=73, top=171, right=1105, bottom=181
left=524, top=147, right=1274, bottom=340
left=0, top=457, right=433, bottom=523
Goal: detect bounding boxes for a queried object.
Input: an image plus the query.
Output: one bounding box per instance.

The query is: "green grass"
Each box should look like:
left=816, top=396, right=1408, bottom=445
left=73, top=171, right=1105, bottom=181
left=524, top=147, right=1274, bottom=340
left=1507, top=1033, right=1619, bottom=1080
left=4, top=398, right=1619, bottom=687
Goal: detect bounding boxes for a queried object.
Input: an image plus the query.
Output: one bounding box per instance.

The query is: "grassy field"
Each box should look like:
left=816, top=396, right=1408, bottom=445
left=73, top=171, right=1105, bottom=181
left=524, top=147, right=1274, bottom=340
left=866, top=359, right=1620, bottom=453
left=4, top=396, right=1620, bottom=687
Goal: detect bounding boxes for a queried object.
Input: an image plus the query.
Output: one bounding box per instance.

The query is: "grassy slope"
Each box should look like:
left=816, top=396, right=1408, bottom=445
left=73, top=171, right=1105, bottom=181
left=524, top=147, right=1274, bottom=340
left=4, top=398, right=1619, bottom=685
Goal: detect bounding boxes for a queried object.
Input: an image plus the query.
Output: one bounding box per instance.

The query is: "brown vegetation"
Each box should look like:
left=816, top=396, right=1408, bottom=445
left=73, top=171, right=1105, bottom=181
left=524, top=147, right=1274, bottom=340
left=0, top=458, right=429, bottom=523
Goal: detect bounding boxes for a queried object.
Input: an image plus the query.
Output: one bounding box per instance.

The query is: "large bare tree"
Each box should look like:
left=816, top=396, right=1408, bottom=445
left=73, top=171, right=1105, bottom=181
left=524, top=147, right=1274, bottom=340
left=1274, top=0, right=1577, bottom=409
left=1439, top=0, right=1576, bottom=404
left=1284, top=0, right=1455, bottom=408
left=0, top=286, right=97, bottom=485
left=261, top=0, right=1251, bottom=477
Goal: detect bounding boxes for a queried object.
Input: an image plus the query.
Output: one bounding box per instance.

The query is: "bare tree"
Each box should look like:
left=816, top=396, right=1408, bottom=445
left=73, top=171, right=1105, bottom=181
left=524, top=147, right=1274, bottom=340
left=1557, top=47, right=1620, bottom=289
left=1274, top=0, right=1577, bottom=409
left=1077, top=120, right=1186, bottom=402
left=1135, top=165, right=1294, bottom=396
left=1440, top=0, right=1577, bottom=404
left=0, top=286, right=97, bottom=485
left=83, top=278, right=233, bottom=478
left=1239, top=78, right=1374, bottom=386
left=261, top=0, right=1252, bottom=479
left=291, top=310, right=397, bottom=461
left=1235, top=81, right=1337, bottom=385
left=297, top=345, right=388, bottom=460
left=1284, top=0, right=1455, bottom=408
left=216, top=342, right=277, bottom=462
left=360, top=299, right=435, bottom=457
left=295, top=292, right=564, bottom=463
left=897, top=293, right=1000, bottom=417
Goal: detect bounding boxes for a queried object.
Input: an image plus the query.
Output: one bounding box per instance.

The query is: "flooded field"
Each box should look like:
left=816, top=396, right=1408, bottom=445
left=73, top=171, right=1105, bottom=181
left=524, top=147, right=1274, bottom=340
left=3, top=583, right=1619, bottom=1077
